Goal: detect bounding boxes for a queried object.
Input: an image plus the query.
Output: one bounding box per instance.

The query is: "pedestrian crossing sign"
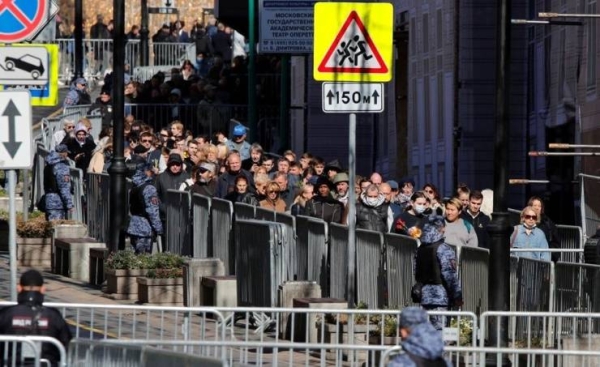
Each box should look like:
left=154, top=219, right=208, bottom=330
left=313, top=2, right=393, bottom=82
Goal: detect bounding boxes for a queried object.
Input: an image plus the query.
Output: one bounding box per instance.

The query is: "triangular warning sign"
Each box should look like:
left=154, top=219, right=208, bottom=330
left=317, top=11, right=388, bottom=74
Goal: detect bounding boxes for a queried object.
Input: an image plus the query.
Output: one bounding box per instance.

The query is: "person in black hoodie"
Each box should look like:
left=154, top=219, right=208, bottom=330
left=88, top=88, right=113, bottom=128
left=155, top=153, right=189, bottom=221
left=305, top=177, right=345, bottom=224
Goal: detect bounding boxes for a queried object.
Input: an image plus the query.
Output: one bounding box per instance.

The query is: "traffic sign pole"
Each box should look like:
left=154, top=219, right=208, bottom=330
left=8, top=170, right=17, bottom=302
left=347, top=113, right=356, bottom=308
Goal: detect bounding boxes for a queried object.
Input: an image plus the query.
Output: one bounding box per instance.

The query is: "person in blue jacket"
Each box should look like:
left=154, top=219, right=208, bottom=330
left=44, top=144, right=74, bottom=220
left=387, top=307, right=451, bottom=367
left=127, top=163, right=163, bottom=254
left=413, top=215, right=463, bottom=330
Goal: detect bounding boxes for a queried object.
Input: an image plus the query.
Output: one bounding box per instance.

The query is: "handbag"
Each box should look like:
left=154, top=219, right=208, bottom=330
left=36, top=194, right=47, bottom=213
left=411, top=282, right=423, bottom=303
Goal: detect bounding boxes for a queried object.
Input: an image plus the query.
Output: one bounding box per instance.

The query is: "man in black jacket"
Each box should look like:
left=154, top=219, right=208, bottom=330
left=0, top=270, right=72, bottom=367
left=460, top=190, right=491, bottom=249
left=155, top=153, right=189, bottom=221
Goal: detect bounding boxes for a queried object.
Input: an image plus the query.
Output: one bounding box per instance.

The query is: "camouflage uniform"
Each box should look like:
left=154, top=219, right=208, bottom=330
left=127, top=165, right=163, bottom=254
left=44, top=148, right=74, bottom=221
left=387, top=322, right=452, bottom=367
left=413, top=216, right=462, bottom=330
left=63, top=78, right=91, bottom=107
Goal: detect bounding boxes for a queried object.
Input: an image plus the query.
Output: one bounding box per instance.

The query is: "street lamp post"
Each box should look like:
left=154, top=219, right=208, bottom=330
left=74, top=0, right=84, bottom=79
left=108, top=0, right=128, bottom=252
left=486, top=0, right=512, bottom=365
left=140, top=0, right=150, bottom=66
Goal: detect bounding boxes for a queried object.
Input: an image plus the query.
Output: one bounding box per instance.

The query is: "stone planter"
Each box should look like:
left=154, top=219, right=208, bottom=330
left=318, top=322, right=377, bottom=362
left=0, top=197, right=23, bottom=213
left=137, top=277, right=184, bottom=306
left=105, top=269, right=148, bottom=300
left=54, top=223, right=88, bottom=238
left=17, top=237, right=52, bottom=269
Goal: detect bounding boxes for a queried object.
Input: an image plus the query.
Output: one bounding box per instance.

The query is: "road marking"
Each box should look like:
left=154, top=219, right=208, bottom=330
left=65, top=318, right=126, bottom=340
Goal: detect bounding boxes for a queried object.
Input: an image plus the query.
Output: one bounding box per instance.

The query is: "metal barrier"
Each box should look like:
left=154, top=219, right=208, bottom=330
left=554, top=261, right=600, bottom=313
left=234, top=220, right=286, bottom=308
left=254, top=206, right=276, bottom=221
left=62, top=105, right=93, bottom=122
left=233, top=202, right=256, bottom=221
left=191, top=194, right=211, bottom=258
left=165, top=190, right=192, bottom=255
left=132, top=65, right=180, bottom=83
left=356, top=229, right=384, bottom=308
left=384, top=233, right=417, bottom=308
left=275, top=212, right=297, bottom=280
left=86, top=173, right=110, bottom=244
left=514, top=258, right=553, bottom=313
left=580, top=173, right=600, bottom=240
left=210, top=198, right=234, bottom=274
left=69, top=167, right=85, bottom=222
left=382, top=345, right=600, bottom=367
left=556, top=224, right=584, bottom=263
left=328, top=223, right=349, bottom=300
left=459, top=246, right=490, bottom=315
left=68, top=339, right=228, bottom=367
left=0, top=335, right=67, bottom=367
left=0, top=302, right=226, bottom=347
left=306, top=217, right=330, bottom=295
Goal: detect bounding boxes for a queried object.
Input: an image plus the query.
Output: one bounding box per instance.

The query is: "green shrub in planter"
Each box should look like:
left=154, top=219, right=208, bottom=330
left=145, top=252, right=186, bottom=279
left=105, top=250, right=153, bottom=270
left=16, top=217, right=78, bottom=238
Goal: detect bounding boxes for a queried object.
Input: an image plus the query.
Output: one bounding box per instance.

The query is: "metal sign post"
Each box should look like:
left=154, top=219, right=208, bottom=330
left=313, top=2, right=393, bottom=307
left=7, top=170, right=17, bottom=301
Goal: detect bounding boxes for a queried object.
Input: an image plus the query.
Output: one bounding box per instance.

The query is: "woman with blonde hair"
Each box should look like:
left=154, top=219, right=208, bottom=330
left=444, top=197, right=478, bottom=247
left=510, top=206, right=550, bottom=261
left=259, top=181, right=287, bottom=212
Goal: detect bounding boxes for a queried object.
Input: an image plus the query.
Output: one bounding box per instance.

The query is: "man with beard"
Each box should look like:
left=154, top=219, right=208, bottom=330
left=356, top=184, right=392, bottom=233
left=332, top=172, right=350, bottom=207
left=190, top=162, right=218, bottom=197
left=306, top=177, right=345, bottom=224
left=215, top=151, right=254, bottom=198
left=155, top=154, right=189, bottom=222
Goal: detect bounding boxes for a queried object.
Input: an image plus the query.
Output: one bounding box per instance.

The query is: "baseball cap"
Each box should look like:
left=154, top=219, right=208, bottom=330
left=399, top=307, right=428, bottom=329
left=167, top=153, right=183, bottom=165
left=170, top=88, right=182, bottom=96
left=55, top=144, right=70, bottom=153
left=387, top=180, right=399, bottom=190
left=233, top=125, right=247, bottom=137
left=332, top=172, right=349, bottom=184
left=75, top=77, right=86, bottom=85
left=199, top=162, right=216, bottom=173
left=20, top=270, right=44, bottom=287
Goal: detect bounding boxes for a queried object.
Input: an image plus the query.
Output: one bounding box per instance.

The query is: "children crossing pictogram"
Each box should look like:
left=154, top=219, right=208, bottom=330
left=317, top=11, right=387, bottom=74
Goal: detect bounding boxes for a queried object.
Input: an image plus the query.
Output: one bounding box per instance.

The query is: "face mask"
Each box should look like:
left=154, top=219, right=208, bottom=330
left=365, top=197, right=379, bottom=206
left=414, top=205, right=426, bottom=214
left=523, top=223, right=536, bottom=230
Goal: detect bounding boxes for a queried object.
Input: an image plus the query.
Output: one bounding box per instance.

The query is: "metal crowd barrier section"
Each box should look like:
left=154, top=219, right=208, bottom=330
left=0, top=302, right=226, bottom=347
left=275, top=212, right=297, bottom=280
left=481, top=311, right=600, bottom=361
left=210, top=198, right=234, bottom=274
left=0, top=335, right=67, bottom=367
left=165, top=190, right=192, bottom=255
left=294, top=215, right=310, bottom=281
left=554, top=261, right=600, bottom=313
left=384, top=233, right=418, bottom=308
left=234, top=220, right=285, bottom=308
left=233, top=202, right=256, bottom=221
left=556, top=224, right=584, bottom=263
left=306, top=217, right=330, bottom=295
left=580, top=173, right=600, bottom=240
left=356, top=229, right=384, bottom=308
left=152, top=42, right=195, bottom=66
left=382, top=345, right=600, bottom=367
left=254, top=206, right=276, bottom=221
left=328, top=223, right=349, bottom=300
left=132, top=66, right=180, bottom=82
left=514, top=258, right=553, bottom=313
left=86, top=173, right=110, bottom=243
left=191, top=194, right=211, bottom=258
left=84, top=114, right=103, bottom=142
left=69, top=167, right=85, bottom=222
left=459, top=246, right=490, bottom=315
left=32, top=144, right=49, bottom=209
left=510, top=256, right=519, bottom=312
left=69, top=339, right=229, bottom=367
left=62, top=105, right=92, bottom=122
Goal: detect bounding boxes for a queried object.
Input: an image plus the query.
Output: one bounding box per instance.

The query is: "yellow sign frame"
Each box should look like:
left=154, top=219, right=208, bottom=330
left=313, top=2, right=393, bottom=82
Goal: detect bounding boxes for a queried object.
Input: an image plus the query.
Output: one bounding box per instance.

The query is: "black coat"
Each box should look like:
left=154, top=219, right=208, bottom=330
left=538, top=214, right=561, bottom=262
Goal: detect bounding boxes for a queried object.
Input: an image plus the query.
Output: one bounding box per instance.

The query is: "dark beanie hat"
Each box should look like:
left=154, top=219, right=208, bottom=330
left=20, top=270, right=44, bottom=287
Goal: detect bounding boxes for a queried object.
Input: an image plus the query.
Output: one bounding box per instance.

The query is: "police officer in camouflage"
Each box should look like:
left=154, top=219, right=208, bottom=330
left=44, top=144, right=74, bottom=220
left=413, top=215, right=463, bottom=330
left=63, top=78, right=91, bottom=108
left=127, top=163, right=163, bottom=254
left=387, top=307, right=451, bottom=367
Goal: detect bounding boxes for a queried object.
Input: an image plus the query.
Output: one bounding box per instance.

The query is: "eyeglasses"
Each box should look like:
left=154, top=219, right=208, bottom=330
left=424, top=189, right=434, bottom=193
left=524, top=215, right=537, bottom=220
left=66, top=126, right=75, bottom=129
left=141, top=139, right=153, bottom=143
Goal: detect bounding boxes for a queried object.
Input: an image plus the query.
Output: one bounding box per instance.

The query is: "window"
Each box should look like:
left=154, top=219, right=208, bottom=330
left=436, top=9, right=443, bottom=50
left=424, top=77, right=431, bottom=142
left=587, top=0, right=597, bottom=91
left=437, top=73, right=444, bottom=140
left=558, top=28, right=566, bottom=101
left=422, top=13, right=429, bottom=53
left=410, top=19, right=416, bottom=55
